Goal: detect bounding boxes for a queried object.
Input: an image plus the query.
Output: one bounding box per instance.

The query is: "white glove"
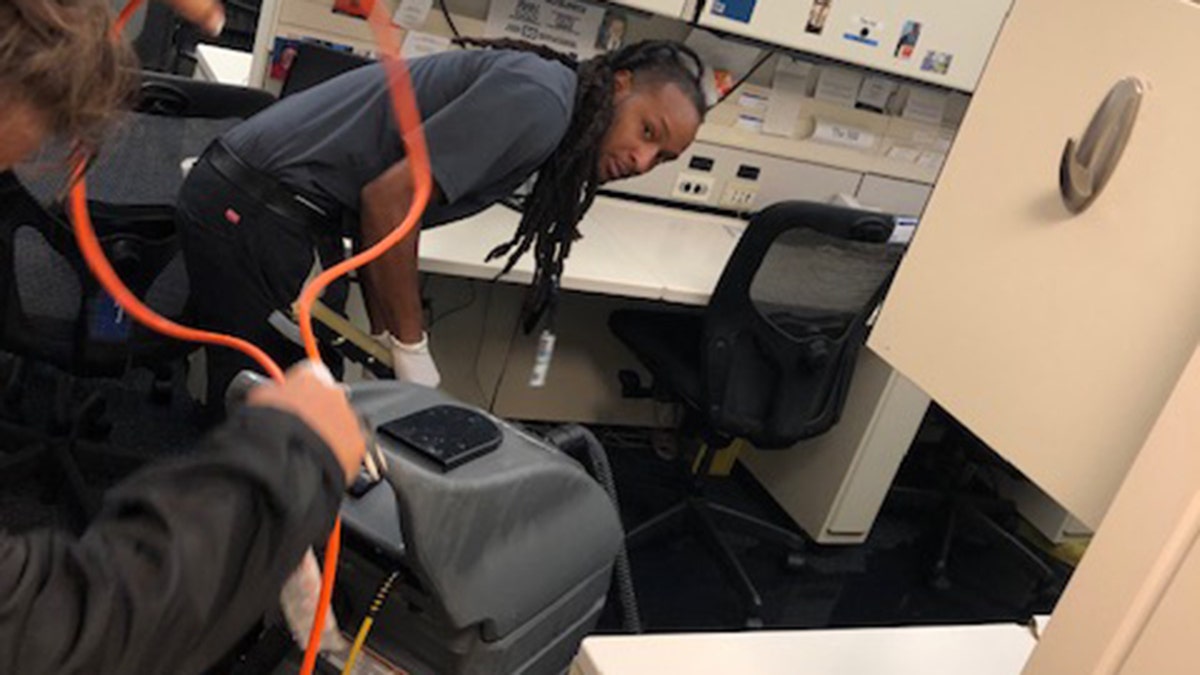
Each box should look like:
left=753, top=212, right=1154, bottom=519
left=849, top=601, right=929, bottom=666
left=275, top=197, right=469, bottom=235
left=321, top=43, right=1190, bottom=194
left=376, top=331, right=441, bottom=388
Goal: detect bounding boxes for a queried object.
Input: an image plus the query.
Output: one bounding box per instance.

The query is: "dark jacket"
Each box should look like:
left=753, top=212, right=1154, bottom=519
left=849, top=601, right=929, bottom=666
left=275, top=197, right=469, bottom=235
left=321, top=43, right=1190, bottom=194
left=0, top=405, right=344, bottom=674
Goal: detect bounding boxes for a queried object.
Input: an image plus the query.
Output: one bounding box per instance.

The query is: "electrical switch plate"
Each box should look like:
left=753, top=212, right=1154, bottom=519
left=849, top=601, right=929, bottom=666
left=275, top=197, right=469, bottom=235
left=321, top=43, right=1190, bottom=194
left=720, top=181, right=759, bottom=210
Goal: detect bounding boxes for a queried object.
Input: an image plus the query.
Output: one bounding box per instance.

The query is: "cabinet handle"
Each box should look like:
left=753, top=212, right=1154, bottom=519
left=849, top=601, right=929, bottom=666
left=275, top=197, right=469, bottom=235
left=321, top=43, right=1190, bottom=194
left=1059, top=77, right=1144, bottom=214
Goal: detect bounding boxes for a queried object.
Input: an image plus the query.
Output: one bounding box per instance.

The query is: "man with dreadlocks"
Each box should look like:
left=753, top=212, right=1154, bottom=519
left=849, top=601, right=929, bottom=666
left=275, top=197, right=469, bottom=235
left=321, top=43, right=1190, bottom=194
left=176, top=39, right=707, bottom=406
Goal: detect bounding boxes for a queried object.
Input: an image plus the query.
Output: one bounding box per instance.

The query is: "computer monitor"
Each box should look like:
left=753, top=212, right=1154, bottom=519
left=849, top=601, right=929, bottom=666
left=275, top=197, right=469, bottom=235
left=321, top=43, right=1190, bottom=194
left=280, top=42, right=371, bottom=98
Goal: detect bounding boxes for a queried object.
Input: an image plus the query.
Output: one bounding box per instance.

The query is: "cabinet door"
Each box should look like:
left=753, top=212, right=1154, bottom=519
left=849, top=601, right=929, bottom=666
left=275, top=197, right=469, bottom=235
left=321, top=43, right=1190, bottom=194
left=1024, top=346, right=1200, bottom=675
left=869, top=0, right=1200, bottom=528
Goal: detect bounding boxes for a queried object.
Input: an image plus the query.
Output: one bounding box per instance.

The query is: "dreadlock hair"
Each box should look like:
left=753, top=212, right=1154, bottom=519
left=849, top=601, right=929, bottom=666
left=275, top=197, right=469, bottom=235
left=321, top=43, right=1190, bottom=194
left=453, top=38, right=707, bottom=332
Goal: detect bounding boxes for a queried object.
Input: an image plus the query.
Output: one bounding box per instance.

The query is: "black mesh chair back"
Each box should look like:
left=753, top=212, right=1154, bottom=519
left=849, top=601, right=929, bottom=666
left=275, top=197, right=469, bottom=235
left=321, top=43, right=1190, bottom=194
left=4, top=73, right=274, bottom=373
left=703, top=201, right=903, bottom=447
left=608, top=201, right=906, bottom=624
left=0, top=172, right=188, bottom=375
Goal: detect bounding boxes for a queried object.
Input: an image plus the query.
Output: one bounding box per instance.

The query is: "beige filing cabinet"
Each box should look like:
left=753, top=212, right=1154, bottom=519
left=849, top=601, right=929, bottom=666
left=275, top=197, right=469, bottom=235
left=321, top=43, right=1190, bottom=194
left=869, top=0, right=1200, bottom=530
left=1025, top=343, right=1200, bottom=675
left=742, top=349, right=929, bottom=545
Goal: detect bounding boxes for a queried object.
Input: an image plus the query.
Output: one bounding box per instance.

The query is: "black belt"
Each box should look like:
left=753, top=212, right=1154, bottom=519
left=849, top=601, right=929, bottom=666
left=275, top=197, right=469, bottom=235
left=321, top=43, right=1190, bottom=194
left=203, top=141, right=337, bottom=232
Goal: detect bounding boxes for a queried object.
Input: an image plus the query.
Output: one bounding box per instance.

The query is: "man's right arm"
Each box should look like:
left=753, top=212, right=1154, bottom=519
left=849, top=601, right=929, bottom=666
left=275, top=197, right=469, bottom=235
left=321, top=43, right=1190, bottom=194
left=360, top=158, right=426, bottom=344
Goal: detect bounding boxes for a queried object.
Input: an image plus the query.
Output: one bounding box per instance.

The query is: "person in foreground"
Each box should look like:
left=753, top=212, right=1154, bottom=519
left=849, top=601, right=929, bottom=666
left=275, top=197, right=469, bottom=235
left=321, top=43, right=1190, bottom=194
left=1, top=1, right=366, bottom=672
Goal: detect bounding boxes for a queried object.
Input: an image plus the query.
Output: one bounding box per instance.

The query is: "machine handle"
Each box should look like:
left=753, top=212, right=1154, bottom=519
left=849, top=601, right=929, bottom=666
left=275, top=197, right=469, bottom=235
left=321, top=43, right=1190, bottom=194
left=1059, top=77, right=1144, bottom=213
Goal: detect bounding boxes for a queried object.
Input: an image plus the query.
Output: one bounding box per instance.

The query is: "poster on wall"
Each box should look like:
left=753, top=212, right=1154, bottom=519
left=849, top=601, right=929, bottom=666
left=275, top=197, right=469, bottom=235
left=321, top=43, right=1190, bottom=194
left=595, top=10, right=628, bottom=52
left=485, top=0, right=605, bottom=60
left=392, top=0, right=433, bottom=29
left=843, top=15, right=882, bottom=47
left=894, top=20, right=921, bottom=60
left=805, top=0, right=832, bottom=35
left=710, top=0, right=757, bottom=24
left=921, top=51, right=954, bottom=75
left=331, top=0, right=374, bottom=19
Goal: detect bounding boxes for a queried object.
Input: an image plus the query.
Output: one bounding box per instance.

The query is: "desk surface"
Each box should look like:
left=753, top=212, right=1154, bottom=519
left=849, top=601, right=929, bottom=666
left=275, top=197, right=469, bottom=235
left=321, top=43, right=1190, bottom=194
left=419, top=196, right=745, bottom=306
left=574, top=623, right=1040, bottom=675
left=195, top=44, right=253, bottom=87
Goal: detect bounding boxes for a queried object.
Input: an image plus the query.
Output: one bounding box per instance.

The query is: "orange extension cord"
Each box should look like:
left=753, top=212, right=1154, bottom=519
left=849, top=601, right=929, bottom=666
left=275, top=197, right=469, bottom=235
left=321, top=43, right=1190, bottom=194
left=79, top=3, right=433, bottom=674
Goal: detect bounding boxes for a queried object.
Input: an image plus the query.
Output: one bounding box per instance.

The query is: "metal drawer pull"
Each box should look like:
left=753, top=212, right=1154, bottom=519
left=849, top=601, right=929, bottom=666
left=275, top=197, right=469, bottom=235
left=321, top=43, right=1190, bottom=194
left=1059, top=77, right=1144, bottom=213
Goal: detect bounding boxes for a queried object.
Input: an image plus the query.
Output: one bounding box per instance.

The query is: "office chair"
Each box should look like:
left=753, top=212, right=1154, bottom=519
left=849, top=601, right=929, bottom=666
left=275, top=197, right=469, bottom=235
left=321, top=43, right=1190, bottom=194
left=17, top=72, right=275, bottom=208
left=891, top=406, right=1062, bottom=603
left=0, top=75, right=275, bottom=526
left=610, top=201, right=904, bottom=625
left=136, top=70, right=277, bottom=119
left=0, top=171, right=190, bottom=524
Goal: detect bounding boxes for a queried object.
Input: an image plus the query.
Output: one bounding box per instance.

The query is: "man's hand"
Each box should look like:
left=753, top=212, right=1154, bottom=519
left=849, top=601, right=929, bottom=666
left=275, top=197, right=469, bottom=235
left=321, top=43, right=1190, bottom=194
left=157, top=0, right=225, bottom=36
left=376, top=331, right=442, bottom=388
left=248, top=361, right=366, bottom=484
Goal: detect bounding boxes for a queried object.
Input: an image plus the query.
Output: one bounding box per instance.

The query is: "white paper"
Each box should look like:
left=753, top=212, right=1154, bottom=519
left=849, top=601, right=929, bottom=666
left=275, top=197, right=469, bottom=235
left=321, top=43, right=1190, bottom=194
left=916, top=151, right=946, bottom=170
left=810, top=118, right=877, bottom=150
left=392, top=0, right=433, bottom=30
left=856, top=76, right=896, bottom=111
left=774, top=55, right=814, bottom=84
left=685, top=28, right=763, bottom=79
left=888, top=217, right=918, bottom=245
left=401, top=30, right=452, bottom=60
left=813, top=67, right=863, bottom=108
left=911, top=130, right=953, bottom=153
left=943, top=92, right=971, bottom=126
left=902, top=86, right=949, bottom=125
left=735, top=113, right=764, bottom=133
left=485, top=0, right=604, bottom=60
left=762, top=72, right=805, bottom=138
left=737, top=92, right=768, bottom=110
left=885, top=145, right=922, bottom=163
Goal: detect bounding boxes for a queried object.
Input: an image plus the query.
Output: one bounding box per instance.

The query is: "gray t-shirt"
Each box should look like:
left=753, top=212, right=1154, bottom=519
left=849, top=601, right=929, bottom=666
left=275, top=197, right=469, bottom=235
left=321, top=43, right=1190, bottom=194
left=222, top=49, right=577, bottom=226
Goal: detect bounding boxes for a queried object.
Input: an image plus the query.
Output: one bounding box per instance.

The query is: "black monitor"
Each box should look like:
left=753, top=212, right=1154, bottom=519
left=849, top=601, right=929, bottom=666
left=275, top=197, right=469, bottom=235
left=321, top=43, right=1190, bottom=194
left=280, top=42, right=372, bottom=98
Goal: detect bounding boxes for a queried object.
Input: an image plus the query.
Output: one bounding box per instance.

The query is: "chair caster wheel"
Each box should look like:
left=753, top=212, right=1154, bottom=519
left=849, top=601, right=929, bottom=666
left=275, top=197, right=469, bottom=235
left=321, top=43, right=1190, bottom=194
left=785, top=551, right=807, bottom=571
left=150, top=378, right=173, bottom=406
left=931, top=574, right=951, bottom=591
left=745, top=616, right=764, bottom=629
left=83, top=417, right=114, bottom=441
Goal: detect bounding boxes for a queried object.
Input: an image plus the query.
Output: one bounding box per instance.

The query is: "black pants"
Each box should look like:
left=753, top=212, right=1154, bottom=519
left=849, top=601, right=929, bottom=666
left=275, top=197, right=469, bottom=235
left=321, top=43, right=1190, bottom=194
left=176, top=144, right=347, bottom=409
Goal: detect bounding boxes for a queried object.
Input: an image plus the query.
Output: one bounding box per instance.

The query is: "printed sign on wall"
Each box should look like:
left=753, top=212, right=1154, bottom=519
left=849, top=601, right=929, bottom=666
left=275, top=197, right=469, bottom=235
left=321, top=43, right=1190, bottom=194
left=921, top=50, right=954, bottom=75
left=485, top=0, right=605, bottom=59
left=710, top=0, right=757, bottom=24
left=844, top=15, right=882, bottom=47
left=805, top=0, right=833, bottom=35
left=894, top=20, right=921, bottom=60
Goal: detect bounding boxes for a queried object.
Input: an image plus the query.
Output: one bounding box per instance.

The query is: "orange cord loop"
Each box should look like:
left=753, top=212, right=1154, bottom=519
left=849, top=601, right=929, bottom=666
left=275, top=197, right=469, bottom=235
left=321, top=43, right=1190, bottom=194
left=75, top=3, right=432, bottom=674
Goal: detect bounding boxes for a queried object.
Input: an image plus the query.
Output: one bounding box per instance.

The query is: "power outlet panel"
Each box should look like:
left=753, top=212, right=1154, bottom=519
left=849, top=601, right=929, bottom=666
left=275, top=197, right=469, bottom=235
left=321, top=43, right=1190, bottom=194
left=671, top=173, right=715, bottom=203
left=720, top=181, right=759, bottom=210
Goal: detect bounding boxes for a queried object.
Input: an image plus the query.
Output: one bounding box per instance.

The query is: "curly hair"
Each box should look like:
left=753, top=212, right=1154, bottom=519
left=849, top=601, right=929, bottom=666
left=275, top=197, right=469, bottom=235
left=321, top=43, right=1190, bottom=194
left=0, top=0, right=138, bottom=149
left=454, top=39, right=707, bottom=332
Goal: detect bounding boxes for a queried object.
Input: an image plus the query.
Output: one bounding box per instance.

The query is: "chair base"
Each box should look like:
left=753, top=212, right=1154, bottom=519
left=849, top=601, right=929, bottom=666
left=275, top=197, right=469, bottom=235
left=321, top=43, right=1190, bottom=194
left=893, top=485, right=1057, bottom=596
left=627, top=494, right=807, bottom=627
left=0, top=361, right=149, bottom=529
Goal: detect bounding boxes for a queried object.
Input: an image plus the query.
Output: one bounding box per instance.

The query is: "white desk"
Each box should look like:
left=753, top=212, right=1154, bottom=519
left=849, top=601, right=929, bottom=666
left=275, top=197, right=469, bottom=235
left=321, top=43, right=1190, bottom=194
left=572, top=623, right=1039, bottom=675
left=194, top=44, right=254, bottom=87
left=419, top=197, right=742, bottom=305
left=410, top=196, right=930, bottom=545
